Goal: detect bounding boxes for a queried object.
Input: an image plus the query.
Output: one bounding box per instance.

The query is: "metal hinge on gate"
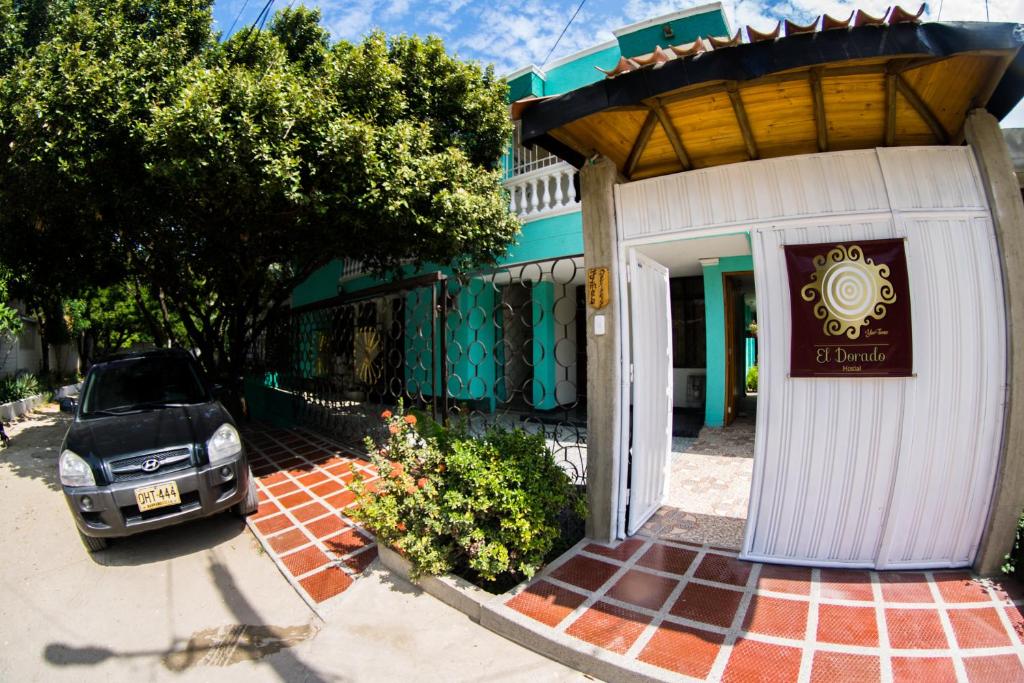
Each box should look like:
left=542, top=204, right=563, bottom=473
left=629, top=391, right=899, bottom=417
left=629, top=364, right=635, bottom=384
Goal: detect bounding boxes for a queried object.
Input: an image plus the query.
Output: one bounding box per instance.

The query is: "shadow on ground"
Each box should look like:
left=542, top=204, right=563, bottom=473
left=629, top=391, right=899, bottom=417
left=44, top=551, right=332, bottom=681
left=89, top=514, right=250, bottom=567
left=0, top=406, right=72, bottom=492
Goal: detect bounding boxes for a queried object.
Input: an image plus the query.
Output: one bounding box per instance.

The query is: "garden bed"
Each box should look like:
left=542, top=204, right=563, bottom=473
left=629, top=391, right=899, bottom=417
left=352, top=405, right=586, bottom=602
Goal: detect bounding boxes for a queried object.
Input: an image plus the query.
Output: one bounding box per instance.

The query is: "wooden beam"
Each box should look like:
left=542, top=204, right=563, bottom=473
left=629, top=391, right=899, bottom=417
left=896, top=74, right=949, bottom=144
left=810, top=68, right=828, bottom=152
left=651, top=100, right=692, bottom=171
left=625, top=109, right=659, bottom=178
left=726, top=83, right=758, bottom=160
left=885, top=70, right=897, bottom=147
left=657, top=82, right=732, bottom=106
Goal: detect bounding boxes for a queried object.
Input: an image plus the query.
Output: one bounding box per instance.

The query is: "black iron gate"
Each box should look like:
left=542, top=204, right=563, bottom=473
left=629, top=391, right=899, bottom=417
left=250, top=258, right=588, bottom=485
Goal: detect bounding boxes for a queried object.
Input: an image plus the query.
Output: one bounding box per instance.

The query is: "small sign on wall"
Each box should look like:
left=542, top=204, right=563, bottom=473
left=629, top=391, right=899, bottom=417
left=587, top=267, right=610, bottom=309
left=785, top=239, right=912, bottom=377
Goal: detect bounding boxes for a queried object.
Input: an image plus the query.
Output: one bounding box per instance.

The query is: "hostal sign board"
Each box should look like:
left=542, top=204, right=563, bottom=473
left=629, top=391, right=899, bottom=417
left=785, top=239, right=912, bottom=377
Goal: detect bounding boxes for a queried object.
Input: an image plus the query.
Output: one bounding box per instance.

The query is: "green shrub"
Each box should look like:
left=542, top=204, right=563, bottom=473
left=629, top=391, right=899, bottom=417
left=746, top=365, right=758, bottom=392
left=0, top=374, right=41, bottom=404
left=350, top=405, right=586, bottom=585
left=1002, top=508, right=1024, bottom=576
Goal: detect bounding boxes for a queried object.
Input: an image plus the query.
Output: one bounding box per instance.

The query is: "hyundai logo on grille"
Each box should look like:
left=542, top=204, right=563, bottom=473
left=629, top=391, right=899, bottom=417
left=141, top=458, right=161, bottom=473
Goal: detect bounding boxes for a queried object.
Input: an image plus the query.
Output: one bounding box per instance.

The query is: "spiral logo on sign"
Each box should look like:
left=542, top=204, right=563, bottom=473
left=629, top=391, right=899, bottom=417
left=800, top=244, right=896, bottom=339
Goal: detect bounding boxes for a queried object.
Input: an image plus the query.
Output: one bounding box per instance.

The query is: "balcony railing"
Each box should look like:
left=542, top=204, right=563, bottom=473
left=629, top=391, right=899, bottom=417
left=505, top=162, right=580, bottom=222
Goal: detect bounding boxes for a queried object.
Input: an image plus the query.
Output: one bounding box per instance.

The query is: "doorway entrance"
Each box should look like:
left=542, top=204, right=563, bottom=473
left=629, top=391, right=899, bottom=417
left=622, top=235, right=757, bottom=549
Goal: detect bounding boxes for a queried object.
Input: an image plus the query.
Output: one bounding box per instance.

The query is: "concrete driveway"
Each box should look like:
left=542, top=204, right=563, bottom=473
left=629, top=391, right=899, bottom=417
left=0, top=406, right=586, bottom=682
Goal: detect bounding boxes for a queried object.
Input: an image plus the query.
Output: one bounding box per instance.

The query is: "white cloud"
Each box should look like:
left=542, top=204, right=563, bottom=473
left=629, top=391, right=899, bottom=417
left=323, top=0, right=381, bottom=40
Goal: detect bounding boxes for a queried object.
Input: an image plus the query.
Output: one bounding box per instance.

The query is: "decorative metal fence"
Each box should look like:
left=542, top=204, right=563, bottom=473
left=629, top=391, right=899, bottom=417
left=250, top=257, right=588, bottom=485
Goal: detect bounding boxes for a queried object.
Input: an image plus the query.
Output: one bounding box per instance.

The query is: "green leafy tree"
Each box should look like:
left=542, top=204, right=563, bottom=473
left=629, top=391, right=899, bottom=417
left=65, top=281, right=186, bottom=367
left=0, top=1, right=518, bottom=388
left=0, top=266, right=24, bottom=372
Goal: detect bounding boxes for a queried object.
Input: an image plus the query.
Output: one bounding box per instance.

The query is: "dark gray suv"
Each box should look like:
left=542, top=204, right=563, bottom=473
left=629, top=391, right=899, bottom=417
left=59, top=349, right=257, bottom=552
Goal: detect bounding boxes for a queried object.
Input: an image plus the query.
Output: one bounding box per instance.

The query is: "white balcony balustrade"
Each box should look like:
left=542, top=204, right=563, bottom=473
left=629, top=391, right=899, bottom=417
left=504, top=162, right=580, bottom=222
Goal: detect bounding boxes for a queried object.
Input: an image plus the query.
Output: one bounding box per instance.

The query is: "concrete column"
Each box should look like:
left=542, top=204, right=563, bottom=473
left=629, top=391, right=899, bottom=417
left=965, top=109, right=1024, bottom=575
left=580, top=156, right=620, bottom=542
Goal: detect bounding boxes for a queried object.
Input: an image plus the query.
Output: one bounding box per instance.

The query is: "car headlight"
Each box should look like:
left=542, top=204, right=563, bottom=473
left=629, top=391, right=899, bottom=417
left=207, top=423, right=242, bottom=463
left=59, top=450, right=96, bottom=487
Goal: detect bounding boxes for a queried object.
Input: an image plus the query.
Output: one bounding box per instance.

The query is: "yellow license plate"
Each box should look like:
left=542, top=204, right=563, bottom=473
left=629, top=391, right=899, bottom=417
left=134, top=481, right=181, bottom=511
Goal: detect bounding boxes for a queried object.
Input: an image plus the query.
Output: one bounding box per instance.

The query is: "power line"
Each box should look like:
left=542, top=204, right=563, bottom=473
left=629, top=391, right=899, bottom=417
left=253, top=0, right=277, bottom=32
left=226, top=0, right=251, bottom=36
left=240, top=0, right=275, bottom=44
left=541, top=0, right=588, bottom=68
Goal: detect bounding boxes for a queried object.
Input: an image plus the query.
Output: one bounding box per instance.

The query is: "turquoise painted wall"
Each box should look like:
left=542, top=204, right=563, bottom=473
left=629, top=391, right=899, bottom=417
left=702, top=254, right=754, bottom=427
left=404, top=285, right=441, bottom=397
left=543, top=45, right=621, bottom=95
left=446, top=278, right=496, bottom=407
left=500, top=212, right=583, bottom=266
left=292, top=261, right=345, bottom=308
left=616, top=11, right=728, bottom=58
left=508, top=70, right=545, bottom=101
left=531, top=282, right=557, bottom=410
left=402, top=279, right=497, bottom=408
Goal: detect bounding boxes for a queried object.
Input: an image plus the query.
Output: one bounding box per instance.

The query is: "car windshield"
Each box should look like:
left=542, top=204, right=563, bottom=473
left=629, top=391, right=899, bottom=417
left=81, top=355, right=208, bottom=416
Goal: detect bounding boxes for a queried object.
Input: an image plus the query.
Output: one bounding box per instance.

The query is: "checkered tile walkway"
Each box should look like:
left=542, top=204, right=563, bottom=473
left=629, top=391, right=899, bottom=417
left=500, top=537, right=1024, bottom=682
left=242, top=425, right=379, bottom=614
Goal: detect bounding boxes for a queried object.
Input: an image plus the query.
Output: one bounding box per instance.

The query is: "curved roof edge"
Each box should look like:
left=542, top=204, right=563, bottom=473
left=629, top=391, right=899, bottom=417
left=519, top=21, right=1024, bottom=150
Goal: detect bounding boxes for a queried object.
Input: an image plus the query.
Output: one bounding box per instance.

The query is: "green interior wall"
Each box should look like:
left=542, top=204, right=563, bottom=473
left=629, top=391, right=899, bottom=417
left=702, top=254, right=754, bottom=427
left=531, top=282, right=557, bottom=410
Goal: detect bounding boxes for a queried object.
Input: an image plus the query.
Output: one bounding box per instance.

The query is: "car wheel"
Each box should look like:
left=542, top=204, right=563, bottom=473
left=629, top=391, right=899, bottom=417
left=78, top=530, right=108, bottom=553
left=236, top=470, right=259, bottom=517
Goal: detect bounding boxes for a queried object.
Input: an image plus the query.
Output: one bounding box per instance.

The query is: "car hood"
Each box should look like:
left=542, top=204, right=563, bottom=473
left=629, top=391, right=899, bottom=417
left=65, top=403, right=231, bottom=463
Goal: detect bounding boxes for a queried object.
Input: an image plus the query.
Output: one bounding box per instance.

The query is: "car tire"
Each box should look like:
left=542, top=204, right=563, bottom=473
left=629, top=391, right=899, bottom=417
left=78, top=530, right=108, bottom=553
left=236, top=471, right=259, bottom=517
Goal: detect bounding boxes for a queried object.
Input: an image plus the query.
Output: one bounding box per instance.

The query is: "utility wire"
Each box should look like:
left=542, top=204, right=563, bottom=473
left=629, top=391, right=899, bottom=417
left=226, top=0, right=251, bottom=36
left=253, top=0, right=276, bottom=32
left=241, top=0, right=275, bottom=44
left=541, top=0, right=588, bottom=68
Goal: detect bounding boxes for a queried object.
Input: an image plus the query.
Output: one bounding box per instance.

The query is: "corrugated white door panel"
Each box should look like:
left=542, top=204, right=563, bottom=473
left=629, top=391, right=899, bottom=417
left=877, top=147, right=988, bottom=212
left=746, top=219, right=906, bottom=565
left=876, top=215, right=1006, bottom=568
left=617, top=150, right=890, bottom=241
left=627, top=250, right=673, bottom=535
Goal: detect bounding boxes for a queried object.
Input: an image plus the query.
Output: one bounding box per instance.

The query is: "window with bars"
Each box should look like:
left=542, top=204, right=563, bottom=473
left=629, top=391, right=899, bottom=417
left=507, top=122, right=560, bottom=177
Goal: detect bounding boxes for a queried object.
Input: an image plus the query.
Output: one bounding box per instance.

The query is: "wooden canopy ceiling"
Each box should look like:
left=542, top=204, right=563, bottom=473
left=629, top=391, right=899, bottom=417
left=517, top=16, right=1024, bottom=182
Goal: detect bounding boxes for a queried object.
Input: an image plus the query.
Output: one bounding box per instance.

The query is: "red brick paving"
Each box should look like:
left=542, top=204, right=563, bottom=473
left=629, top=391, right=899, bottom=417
left=809, top=651, right=880, bottom=683
left=505, top=580, right=587, bottom=628
left=638, top=620, right=723, bottom=678
left=502, top=537, right=1024, bottom=682
left=564, top=601, right=651, bottom=654
left=248, top=426, right=1024, bottom=676
left=242, top=425, right=379, bottom=611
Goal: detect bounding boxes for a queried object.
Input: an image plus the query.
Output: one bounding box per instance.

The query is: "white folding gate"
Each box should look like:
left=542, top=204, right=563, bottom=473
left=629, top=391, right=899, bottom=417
left=625, top=249, right=673, bottom=535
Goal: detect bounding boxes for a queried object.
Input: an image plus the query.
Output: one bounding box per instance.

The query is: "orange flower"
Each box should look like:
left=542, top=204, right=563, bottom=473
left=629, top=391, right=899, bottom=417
left=381, top=410, right=393, bottom=420
left=404, top=414, right=417, bottom=425
left=417, top=477, right=428, bottom=488
left=389, top=424, right=400, bottom=434
left=397, top=522, right=406, bottom=532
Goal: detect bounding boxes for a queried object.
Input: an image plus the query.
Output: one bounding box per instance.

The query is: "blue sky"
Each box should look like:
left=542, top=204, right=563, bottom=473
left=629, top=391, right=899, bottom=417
left=212, top=0, right=1024, bottom=125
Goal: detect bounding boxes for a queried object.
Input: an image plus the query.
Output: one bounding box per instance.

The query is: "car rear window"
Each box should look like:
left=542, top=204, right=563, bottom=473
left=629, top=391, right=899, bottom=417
left=81, top=356, right=208, bottom=416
